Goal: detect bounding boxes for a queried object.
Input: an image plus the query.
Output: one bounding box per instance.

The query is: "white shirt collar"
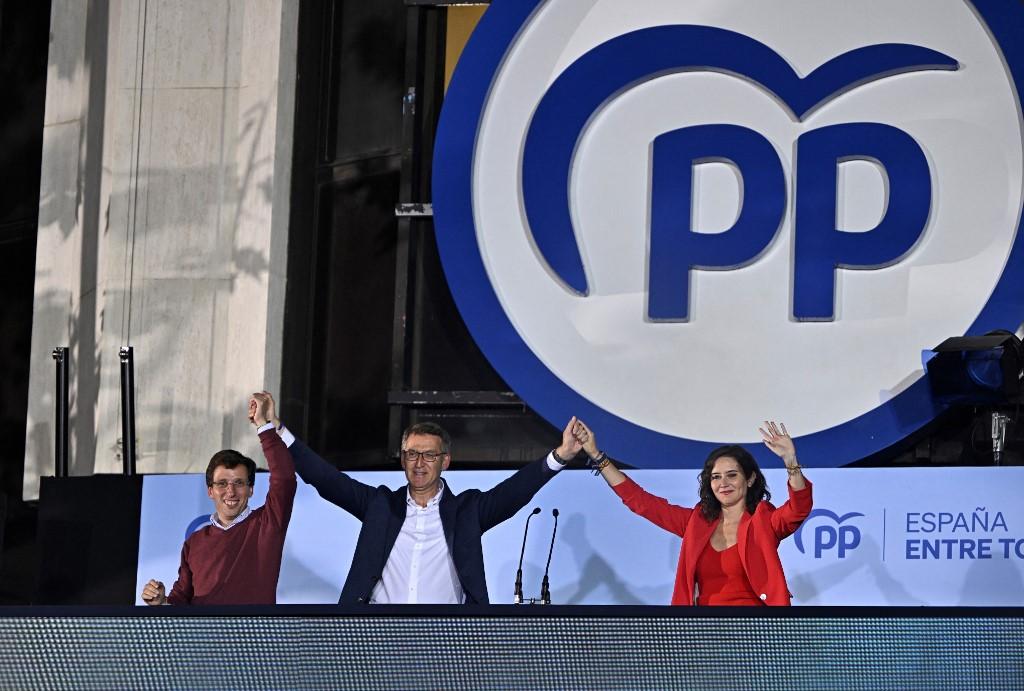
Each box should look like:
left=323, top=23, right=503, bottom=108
left=210, top=505, right=253, bottom=531
left=406, top=479, right=446, bottom=508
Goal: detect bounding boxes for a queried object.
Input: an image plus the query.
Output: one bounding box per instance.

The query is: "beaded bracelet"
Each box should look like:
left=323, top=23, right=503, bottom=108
left=786, top=465, right=803, bottom=475
left=586, top=451, right=609, bottom=475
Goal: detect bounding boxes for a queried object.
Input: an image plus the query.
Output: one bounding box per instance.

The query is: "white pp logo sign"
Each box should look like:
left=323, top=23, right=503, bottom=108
left=432, top=0, right=1024, bottom=468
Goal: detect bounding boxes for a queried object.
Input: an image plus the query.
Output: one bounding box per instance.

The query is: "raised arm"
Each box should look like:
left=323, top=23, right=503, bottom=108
left=476, top=417, right=582, bottom=531
left=250, top=391, right=297, bottom=527
left=256, top=391, right=376, bottom=519
left=555, top=416, right=584, bottom=464
left=759, top=421, right=806, bottom=491
left=759, top=421, right=812, bottom=536
left=573, top=420, right=691, bottom=537
left=572, top=420, right=626, bottom=488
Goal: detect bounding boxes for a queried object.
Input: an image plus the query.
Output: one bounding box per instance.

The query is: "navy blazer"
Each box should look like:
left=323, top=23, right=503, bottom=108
left=290, top=439, right=560, bottom=604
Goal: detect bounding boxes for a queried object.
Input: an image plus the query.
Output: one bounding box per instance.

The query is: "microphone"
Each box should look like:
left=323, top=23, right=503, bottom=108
left=514, top=507, right=541, bottom=604
left=540, top=508, right=559, bottom=605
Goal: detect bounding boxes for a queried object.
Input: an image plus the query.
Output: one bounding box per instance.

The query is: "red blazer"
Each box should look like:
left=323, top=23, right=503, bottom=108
left=612, top=476, right=813, bottom=606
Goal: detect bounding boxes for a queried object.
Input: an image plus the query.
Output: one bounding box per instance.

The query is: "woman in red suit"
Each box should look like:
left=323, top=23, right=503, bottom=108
left=575, top=421, right=811, bottom=606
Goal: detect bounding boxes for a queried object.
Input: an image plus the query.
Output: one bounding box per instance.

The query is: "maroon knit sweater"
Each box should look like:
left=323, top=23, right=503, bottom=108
left=167, top=430, right=296, bottom=605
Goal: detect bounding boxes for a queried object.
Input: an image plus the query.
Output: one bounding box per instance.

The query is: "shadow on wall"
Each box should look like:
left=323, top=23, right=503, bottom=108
left=278, top=553, right=343, bottom=605
left=555, top=513, right=672, bottom=605
left=959, top=554, right=1024, bottom=605
left=29, top=89, right=278, bottom=485
left=787, top=534, right=926, bottom=606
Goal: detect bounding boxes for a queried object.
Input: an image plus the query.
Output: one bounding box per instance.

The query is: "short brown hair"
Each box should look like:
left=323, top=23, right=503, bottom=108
left=401, top=422, right=452, bottom=454
left=205, top=450, right=257, bottom=487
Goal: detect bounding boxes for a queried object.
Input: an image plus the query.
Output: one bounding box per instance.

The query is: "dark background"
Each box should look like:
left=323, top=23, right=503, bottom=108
left=280, top=2, right=556, bottom=473
left=0, top=0, right=52, bottom=605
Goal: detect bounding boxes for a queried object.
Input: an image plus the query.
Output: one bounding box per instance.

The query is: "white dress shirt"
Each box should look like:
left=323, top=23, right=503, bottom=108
left=276, top=425, right=566, bottom=603
left=371, top=481, right=463, bottom=604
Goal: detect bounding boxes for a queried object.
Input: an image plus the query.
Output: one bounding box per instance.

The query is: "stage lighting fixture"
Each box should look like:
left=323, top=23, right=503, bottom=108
left=925, top=331, right=1023, bottom=405
left=925, top=331, right=1023, bottom=465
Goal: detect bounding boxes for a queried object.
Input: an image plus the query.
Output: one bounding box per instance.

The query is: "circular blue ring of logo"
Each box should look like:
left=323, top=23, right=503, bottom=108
left=432, top=0, right=1024, bottom=468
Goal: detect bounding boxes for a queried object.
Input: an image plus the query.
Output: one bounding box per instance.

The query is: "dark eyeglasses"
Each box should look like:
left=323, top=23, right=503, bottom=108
left=211, top=479, right=249, bottom=490
left=401, top=449, right=446, bottom=463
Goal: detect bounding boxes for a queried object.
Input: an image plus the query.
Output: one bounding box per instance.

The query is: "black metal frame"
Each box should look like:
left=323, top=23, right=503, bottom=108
left=388, top=2, right=444, bottom=453
left=118, top=347, right=136, bottom=475
left=51, top=347, right=69, bottom=478
left=282, top=1, right=556, bottom=470
left=385, top=2, right=536, bottom=460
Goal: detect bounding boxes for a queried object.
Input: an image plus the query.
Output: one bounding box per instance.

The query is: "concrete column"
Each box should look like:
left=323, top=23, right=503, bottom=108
left=24, top=0, right=297, bottom=499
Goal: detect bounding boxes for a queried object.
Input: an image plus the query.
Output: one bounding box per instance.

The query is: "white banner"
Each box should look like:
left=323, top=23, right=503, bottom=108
left=137, top=467, right=1024, bottom=606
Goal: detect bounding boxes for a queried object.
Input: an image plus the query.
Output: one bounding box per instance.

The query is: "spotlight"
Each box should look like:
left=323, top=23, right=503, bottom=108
left=925, top=330, right=1023, bottom=465
left=925, top=330, right=1023, bottom=405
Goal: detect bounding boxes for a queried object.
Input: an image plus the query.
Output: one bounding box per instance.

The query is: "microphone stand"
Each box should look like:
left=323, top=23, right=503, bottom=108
left=515, top=507, right=541, bottom=604
left=540, top=508, right=559, bottom=605
left=992, top=411, right=1010, bottom=465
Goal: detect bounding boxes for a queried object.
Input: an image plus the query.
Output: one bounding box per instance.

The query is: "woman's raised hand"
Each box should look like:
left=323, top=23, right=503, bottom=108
left=759, top=420, right=797, bottom=468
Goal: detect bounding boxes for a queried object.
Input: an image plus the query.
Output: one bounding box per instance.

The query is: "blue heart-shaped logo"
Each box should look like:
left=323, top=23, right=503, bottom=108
left=522, top=25, right=958, bottom=294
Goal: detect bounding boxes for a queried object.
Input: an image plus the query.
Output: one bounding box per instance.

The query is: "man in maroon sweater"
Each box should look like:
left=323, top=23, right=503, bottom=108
left=140, top=393, right=297, bottom=605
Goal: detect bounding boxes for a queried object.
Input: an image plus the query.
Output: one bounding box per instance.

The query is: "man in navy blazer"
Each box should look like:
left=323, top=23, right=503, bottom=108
left=261, top=393, right=583, bottom=604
